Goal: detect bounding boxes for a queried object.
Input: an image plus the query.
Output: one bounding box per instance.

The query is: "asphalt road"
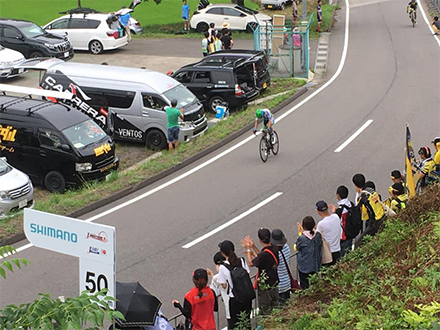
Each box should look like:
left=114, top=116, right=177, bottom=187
left=2, top=0, right=439, bottom=328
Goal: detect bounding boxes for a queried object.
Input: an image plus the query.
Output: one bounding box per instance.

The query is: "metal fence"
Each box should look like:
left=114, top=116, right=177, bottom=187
left=253, top=15, right=313, bottom=79
left=168, top=252, right=299, bottom=330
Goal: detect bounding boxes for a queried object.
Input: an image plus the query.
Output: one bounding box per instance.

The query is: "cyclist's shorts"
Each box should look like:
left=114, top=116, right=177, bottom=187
left=263, top=117, right=275, bottom=129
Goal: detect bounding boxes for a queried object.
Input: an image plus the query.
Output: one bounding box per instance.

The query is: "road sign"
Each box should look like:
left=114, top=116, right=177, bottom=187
left=24, top=209, right=116, bottom=308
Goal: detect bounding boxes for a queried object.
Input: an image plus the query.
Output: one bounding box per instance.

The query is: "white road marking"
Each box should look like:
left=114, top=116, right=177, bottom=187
left=418, top=0, right=440, bottom=47
left=5, top=0, right=351, bottom=257
left=182, top=192, right=283, bottom=249
left=334, top=119, right=374, bottom=152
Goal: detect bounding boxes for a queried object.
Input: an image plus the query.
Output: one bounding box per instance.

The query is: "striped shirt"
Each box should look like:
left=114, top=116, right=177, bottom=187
left=277, top=244, right=291, bottom=294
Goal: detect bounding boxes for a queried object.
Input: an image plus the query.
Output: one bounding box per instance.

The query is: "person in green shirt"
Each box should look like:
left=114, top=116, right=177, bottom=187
left=166, top=99, right=183, bottom=151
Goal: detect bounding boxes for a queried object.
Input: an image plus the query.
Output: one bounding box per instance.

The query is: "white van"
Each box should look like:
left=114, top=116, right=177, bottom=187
left=19, top=59, right=208, bottom=149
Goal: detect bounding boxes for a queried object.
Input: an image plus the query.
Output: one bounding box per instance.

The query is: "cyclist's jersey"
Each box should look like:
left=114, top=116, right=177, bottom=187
left=258, top=109, right=274, bottom=121
left=408, top=1, right=417, bottom=10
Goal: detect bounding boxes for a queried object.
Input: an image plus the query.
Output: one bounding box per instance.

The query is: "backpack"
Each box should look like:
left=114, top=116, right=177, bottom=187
left=223, top=258, right=256, bottom=303
left=340, top=202, right=362, bottom=239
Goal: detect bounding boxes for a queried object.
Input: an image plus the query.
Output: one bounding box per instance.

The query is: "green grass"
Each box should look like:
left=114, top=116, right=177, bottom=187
left=0, top=78, right=306, bottom=244
left=0, top=0, right=259, bottom=27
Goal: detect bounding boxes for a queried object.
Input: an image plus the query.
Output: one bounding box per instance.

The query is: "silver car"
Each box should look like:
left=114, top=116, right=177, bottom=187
left=0, top=157, right=34, bottom=217
left=129, top=17, right=143, bottom=35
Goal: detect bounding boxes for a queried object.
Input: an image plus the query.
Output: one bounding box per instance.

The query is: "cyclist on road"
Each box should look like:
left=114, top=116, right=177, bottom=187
left=253, top=108, right=275, bottom=142
left=407, top=0, right=418, bottom=24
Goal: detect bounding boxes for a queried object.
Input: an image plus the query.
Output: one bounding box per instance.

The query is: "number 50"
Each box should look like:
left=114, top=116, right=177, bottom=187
left=85, top=271, right=108, bottom=293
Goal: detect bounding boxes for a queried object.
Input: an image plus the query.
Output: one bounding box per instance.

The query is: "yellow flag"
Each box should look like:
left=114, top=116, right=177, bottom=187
left=405, top=124, right=416, bottom=198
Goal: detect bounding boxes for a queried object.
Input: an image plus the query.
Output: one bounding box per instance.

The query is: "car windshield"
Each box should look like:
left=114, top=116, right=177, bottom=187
left=21, top=23, right=46, bottom=38
left=62, top=119, right=107, bottom=149
left=0, top=158, right=11, bottom=176
left=163, top=84, right=197, bottom=108
left=236, top=6, right=258, bottom=15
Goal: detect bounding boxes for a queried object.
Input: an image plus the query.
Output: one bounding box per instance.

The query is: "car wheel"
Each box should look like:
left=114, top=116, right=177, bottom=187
left=44, top=171, right=66, bottom=193
left=145, top=129, right=167, bottom=150
left=29, top=51, right=43, bottom=59
left=209, top=96, right=225, bottom=113
left=130, top=29, right=136, bottom=35
left=197, top=22, right=209, bottom=32
left=89, top=40, right=103, bottom=54
left=246, top=22, right=258, bottom=33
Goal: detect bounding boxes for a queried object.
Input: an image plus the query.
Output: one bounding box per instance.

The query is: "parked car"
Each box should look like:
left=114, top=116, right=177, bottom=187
left=190, top=4, right=271, bottom=32
left=0, top=45, right=27, bottom=79
left=0, top=18, right=73, bottom=60
left=203, top=50, right=271, bottom=90
left=0, top=95, right=119, bottom=192
left=262, top=0, right=292, bottom=10
left=172, top=58, right=260, bottom=113
left=0, top=156, right=34, bottom=217
left=44, top=13, right=128, bottom=54
left=129, top=17, right=143, bottom=35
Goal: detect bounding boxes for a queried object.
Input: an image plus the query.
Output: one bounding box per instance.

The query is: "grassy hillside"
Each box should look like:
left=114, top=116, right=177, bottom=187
left=265, top=184, right=440, bottom=330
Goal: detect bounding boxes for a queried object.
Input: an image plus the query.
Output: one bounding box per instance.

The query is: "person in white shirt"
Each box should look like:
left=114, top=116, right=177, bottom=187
left=217, top=240, right=252, bottom=330
left=315, top=200, right=342, bottom=265
left=207, top=252, right=227, bottom=319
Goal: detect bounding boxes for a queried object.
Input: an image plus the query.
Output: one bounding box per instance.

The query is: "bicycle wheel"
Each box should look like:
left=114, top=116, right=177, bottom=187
left=272, top=131, right=280, bottom=155
left=411, top=12, right=416, bottom=27
left=259, top=136, right=269, bottom=162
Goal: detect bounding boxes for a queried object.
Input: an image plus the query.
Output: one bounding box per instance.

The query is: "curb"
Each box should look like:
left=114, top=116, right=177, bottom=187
left=2, top=87, right=308, bottom=247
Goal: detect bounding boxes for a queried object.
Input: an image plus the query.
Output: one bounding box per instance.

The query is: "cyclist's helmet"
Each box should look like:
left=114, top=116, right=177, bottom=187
left=256, top=109, right=263, bottom=118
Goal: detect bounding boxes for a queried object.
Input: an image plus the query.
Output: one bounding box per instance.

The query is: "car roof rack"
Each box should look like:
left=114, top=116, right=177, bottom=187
left=0, top=95, right=32, bottom=112
left=59, top=7, right=102, bottom=17
left=26, top=101, right=71, bottom=116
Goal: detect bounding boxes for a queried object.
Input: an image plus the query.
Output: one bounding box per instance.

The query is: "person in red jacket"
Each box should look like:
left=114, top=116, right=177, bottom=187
left=173, top=268, right=218, bottom=330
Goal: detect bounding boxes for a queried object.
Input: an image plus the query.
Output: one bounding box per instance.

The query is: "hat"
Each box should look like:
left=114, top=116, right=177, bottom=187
left=270, top=229, right=287, bottom=246
left=218, top=240, right=235, bottom=255
left=431, top=137, right=440, bottom=144
left=258, top=228, right=271, bottom=244
left=222, top=22, right=230, bottom=29
left=193, top=268, right=208, bottom=281
left=390, top=170, right=402, bottom=179
left=315, top=200, right=328, bottom=212
left=213, top=251, right=225, bottom=265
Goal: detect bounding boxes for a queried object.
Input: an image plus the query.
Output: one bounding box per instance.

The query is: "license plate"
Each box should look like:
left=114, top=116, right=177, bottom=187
left=263, top=82, right=267, bottom=89
left=19, top=199, right=27, bottom=209
left=18, top=68, right=24, bottom=74
left=64, top=51, right=69, bottom=58
left=268, top=5, right=273, bottom=8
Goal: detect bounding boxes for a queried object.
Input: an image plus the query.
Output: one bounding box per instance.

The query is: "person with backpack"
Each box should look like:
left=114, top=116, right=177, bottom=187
left=334, top=185, right=357, bottom=257
left=390, top=182, right=407, bottom=213
left=241, top=228, right=279, bottom=315
left=295, top=216, right=323, bottom=289
left=172, top=268, right=218, bottom=330
left=270, top=229, right=293, bottom=303
left=417, top=146, right=440, bottom=188
left=217, top=240, right=253, bottom=330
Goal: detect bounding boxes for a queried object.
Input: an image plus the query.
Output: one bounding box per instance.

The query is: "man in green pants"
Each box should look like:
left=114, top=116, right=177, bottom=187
left=165, top=99, right=184, bottom=151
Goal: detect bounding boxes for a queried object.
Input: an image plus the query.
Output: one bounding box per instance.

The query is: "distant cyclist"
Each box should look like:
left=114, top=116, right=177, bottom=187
left=253, top=108, right=275, bottom=142
left=407, top=0, right=418, bottom=24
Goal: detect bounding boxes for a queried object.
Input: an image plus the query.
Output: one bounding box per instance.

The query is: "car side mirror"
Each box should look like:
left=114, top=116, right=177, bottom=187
left=60, top=144, right=70, bottom=151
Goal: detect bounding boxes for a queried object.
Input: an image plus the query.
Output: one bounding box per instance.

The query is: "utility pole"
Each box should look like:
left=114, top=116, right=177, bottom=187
left=302, top=0, right=306, bottom=20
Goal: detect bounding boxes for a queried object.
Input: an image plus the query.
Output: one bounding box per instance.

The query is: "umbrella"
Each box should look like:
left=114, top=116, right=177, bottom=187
left=115, top=281, right=162, bottom=327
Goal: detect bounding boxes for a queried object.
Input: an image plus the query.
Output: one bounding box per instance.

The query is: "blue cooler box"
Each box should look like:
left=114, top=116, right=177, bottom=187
left=215, top=105, right=227, bottom=119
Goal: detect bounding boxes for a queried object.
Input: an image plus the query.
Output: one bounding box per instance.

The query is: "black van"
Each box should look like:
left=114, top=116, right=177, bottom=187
left=0, top=95, right=118, bottom=192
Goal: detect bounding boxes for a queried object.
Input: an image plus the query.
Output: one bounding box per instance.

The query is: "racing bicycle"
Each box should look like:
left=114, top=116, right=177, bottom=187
left=409, top=8, right=416, bottom=27
left=259, top=129, right=279, bottom=162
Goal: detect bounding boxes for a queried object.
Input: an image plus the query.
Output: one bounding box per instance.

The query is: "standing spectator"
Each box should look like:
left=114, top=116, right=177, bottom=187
left=207, top=252, right=229, bottom=324
left=334, top=185, right=352, bottom=258
left=221, top=29, right=234, bottom=50
left=292, top=0, right=298, bottom=26
left=315, top=200, right=342, bottom=265
left=389, top=182, right=407, bottom=213
left=417, top=147, right=440, bottom=187
left=352, top=173, right=366, bottom=206
left=432, top=137, right=440, bottom=166
left=388, top=170, right=407, bottom=197
left=182, top=0, right=190, bottom=31
left=432, top=16, right=440, bottom=34
left=118, top=7, right=131, bottom=42
left=202, top=31, right=209, bottom=57
left=270, top=229, right=291, bottom=303
left=316, top=0, right=323, bottom=32
left=213, top=34, right=222, bottom=52
left=295, top=216, right=322, bottom=289
left=217, top=240, right=252, bottom=330
left=172, top=269, right=218, bottom=330
left=221, top=22, right=231, bottom=37
left=241, top=228, right=279, bottom=314
left=208, top=23, right=217, bottom=43
left=165, top=99, right=183, bottom=151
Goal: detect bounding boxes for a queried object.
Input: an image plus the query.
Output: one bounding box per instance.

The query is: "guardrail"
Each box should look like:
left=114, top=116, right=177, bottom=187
left=168, top=251, right=299, bottom=330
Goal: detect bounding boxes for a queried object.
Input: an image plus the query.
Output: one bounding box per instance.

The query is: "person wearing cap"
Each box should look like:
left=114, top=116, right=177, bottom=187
left=217, top=240, right=251, bottom=329
left=165, top=99, right=184, bottom=151
left=271, top=229, right=292, bottom=303
left=241, top=228, right=279, bottom=314
left=388, top=170, right=407, bottom=195
left=315, top=200, right=342, bottom=265
left=389, top=182, right=407, bottom=213
left=172, top=268, right=218, bottom=330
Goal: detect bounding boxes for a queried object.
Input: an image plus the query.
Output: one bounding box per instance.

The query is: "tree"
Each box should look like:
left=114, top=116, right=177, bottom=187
left=0, top=246, right=124, bottom=329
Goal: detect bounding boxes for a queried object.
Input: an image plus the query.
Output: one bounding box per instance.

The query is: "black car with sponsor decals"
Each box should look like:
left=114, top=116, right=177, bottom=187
left=0, top=18, right=74, bottom=60
left=0, top=95, right=119, bottom=192
left=172, top=57, right=260, bottom=113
